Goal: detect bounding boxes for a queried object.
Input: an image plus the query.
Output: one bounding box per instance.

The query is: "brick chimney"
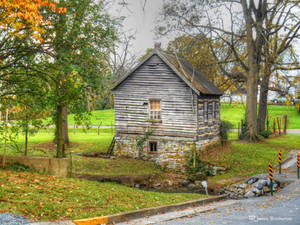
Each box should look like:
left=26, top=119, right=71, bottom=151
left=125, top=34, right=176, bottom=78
left=154, top=42, right=161, bottom=49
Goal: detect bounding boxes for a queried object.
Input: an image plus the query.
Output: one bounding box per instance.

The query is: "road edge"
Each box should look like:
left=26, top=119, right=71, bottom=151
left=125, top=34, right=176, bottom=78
left=72, top=195, right=227, bottom=225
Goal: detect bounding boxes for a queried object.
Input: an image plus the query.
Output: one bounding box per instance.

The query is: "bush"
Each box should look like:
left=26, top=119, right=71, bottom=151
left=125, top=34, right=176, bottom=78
left=260, top=130, right=272, bottom=138
left=186, top=144, right=213, bottom=181
left=220, top=120, right=233, bottom=145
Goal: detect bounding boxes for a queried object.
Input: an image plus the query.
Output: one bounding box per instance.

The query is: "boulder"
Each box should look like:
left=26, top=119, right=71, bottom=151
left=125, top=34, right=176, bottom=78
left=245, top=190, right=256, bottom=198
left=245, top=177, right=259, bottom=185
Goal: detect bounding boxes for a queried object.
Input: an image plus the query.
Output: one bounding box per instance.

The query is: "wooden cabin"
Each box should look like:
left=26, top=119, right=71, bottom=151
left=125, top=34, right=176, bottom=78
left=112, top=45, right=223, bottom=170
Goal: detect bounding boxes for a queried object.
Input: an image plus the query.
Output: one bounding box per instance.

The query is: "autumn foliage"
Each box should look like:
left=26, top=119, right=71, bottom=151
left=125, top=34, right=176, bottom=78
left=0, top=0, right=66, bottom=40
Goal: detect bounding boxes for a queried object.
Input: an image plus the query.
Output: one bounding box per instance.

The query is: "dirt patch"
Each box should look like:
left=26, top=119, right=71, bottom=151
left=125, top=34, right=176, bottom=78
left=201, top=144, right=235, bottom=161
left=82, top=152, right=110, bottom=159
left=35, top=142, right=79, bottom=150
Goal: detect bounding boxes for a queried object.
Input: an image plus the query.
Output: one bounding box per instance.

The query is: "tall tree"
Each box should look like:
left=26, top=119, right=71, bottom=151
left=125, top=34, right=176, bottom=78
left=157, top=0, right=299, bottom=141
left=40, top=0, right=117, bottom=157
left=257, top=0, right=300, bottom=132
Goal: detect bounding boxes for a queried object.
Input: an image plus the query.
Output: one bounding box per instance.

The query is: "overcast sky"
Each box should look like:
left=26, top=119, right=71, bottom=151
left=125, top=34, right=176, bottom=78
left=108, top=0, right=168, bottom=57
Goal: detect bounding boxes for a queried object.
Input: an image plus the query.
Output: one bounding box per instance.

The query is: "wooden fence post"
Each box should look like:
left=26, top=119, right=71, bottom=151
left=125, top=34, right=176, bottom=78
left=283, top=115, right=287, bottom=134
left=277, top=117, right=281, bottom=135
left=97, top=122, right=102, bottom=136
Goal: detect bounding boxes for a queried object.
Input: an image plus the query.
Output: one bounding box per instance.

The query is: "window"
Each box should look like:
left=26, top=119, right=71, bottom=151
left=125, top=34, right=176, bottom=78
left=149, top=99, right=161, bottom=120
left=149, top=141, right=157, bottom=152
left=204, top=101, right=208, bottom=122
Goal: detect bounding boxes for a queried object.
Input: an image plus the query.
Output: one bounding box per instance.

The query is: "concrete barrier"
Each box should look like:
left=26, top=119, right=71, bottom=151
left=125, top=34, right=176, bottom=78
left=0, top=155, right=70, bottom=177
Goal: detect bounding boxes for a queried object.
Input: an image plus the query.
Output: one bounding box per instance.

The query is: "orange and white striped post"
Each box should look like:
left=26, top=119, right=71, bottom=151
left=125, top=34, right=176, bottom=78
left=297, top=154, right=300, bottom=179
left=278, top=150, right=282, bottom=174
left=269, top=162, right=273, bottom=196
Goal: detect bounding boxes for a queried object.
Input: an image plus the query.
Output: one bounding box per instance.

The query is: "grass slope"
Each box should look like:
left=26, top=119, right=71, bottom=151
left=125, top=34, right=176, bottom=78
left=73, top=156, right=163, bottom=176
left=205, top=134, right=300, bottom=184
left=0, top=169, right=205, bottom=221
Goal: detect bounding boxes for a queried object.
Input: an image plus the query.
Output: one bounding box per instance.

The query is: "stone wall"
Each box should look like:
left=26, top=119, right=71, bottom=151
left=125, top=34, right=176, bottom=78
left=197, top=95, right=220, bottom=141
left=115, top=134, right=220, bottom=171
left=0, top=155, right=70, bottom=177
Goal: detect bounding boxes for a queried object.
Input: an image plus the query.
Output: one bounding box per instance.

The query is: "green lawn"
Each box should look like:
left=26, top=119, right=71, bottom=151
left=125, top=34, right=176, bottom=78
left=0, top=169, right=205, bottom=221
left=205, top=134, right=300, bottom=184
left=4, top=127, right=114, bottom=157
left=63, top=109, right=115, bottom=126
left=221, top=104, right=300, bottom=129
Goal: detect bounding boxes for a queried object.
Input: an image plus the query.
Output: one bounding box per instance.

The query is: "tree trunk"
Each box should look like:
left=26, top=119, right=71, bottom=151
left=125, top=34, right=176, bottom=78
left=242, top=0, right=265, bottom=142
left=56, top=105, right=64, bottom=158
left=246, top=69, right=258, bottom=141
left=257, top=75, right=270, bottom=133
left=24, top=119, right=28, bottom=156
left=63, top=106, right=70, bottom=146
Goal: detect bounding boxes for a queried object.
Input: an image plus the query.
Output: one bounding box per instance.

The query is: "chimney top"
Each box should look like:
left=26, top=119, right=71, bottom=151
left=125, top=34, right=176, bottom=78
left=154, top=42, right=161, bottom=49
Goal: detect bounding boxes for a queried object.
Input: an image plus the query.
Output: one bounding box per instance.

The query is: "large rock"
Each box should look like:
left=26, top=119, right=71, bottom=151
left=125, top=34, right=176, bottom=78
left=245, top=190, right=256, bottom=198
left=224, top=176, right=280, bottom=199
left=245, top=177, right=259, bottom=185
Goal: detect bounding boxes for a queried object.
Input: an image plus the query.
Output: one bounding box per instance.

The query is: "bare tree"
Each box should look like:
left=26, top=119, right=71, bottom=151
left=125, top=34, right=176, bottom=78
left=107, top=32, right=137, bottom=79
left=157, top=0, right=299, bottom=141
left=257, top=0, right=300, bottom=132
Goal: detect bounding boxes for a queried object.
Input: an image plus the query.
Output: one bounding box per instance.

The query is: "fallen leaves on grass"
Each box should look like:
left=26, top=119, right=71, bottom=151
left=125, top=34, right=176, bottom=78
left=0, top=169, right=205, bottom=221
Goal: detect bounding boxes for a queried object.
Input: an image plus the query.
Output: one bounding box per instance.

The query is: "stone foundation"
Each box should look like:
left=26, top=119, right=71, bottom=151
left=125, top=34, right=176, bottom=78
left=115, top=134, right=220, bottom=171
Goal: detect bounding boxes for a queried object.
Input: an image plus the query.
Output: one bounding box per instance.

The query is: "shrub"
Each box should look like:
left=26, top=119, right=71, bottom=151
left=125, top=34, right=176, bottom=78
left=260, top=130, right=273, bottom=138
left=220, top=120, right=233, bottom=145
left=186, top=144, right=213, bottom=181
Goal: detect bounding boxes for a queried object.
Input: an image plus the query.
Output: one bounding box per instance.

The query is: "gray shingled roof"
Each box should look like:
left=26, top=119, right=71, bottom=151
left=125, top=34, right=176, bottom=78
left=112, top=49, right=223, bottom=96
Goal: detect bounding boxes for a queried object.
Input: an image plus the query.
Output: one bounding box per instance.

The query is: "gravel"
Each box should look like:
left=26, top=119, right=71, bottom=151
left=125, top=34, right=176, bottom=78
left=0, top=213, right=30, bottom=225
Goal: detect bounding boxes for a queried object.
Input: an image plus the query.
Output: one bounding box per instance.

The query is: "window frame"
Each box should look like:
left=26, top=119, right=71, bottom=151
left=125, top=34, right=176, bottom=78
left=149, top=141, right=158, bottom=153
left=148, top=98, right=161, bottom=121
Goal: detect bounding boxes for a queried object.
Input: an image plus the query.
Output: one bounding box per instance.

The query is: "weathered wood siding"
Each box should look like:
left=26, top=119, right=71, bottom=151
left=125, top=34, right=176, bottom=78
left=114, top=54, right=198, bottom=138
left=197, top=95, right=220, bottom=140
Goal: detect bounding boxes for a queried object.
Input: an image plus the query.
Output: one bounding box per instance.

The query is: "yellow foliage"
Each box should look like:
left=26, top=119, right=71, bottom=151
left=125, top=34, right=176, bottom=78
left=0, top=0, right=66, bottom=41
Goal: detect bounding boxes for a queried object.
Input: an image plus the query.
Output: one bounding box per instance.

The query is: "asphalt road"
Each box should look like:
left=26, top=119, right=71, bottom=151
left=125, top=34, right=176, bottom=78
left=156, top=179, right=300, bottom=225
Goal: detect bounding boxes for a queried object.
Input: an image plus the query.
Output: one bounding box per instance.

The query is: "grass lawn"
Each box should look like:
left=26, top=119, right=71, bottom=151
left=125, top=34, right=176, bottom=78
left=4, top=127, right=114, bottom=157
left=0, top=169, right=205, bottom=221
left=68, top=109, right=115, bottom=126
left=204, top=134, right=300, bottom=185
left=221, top=104, right=300, bottom=129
